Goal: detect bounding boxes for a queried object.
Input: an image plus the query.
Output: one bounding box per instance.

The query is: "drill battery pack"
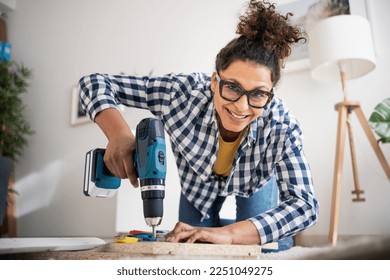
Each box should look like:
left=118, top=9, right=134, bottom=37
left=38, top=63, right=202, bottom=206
left=83, top=148, right=121, bottom=198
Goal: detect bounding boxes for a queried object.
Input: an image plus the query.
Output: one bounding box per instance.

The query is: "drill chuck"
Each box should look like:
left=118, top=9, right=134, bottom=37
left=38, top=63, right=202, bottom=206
left=141, top=183, right=165, bottom=227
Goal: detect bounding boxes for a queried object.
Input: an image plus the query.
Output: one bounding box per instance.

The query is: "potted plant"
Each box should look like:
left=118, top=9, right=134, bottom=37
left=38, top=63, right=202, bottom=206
left=0, top=60, right=33, bottom=229
left=369, top=98, right=390, bottom=144
left=0, top=156, right=12, bottom=228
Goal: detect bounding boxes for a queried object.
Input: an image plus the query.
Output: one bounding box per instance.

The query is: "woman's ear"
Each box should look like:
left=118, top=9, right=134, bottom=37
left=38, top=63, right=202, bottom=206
left=211, top=72, right=217, bottom=93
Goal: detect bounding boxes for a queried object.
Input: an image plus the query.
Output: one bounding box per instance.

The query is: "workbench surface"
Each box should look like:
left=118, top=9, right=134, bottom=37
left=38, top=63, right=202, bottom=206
left=0, top=240, right=263, bottom=260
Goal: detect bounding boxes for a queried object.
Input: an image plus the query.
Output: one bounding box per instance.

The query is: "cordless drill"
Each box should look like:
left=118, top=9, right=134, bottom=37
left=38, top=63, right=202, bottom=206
left=83, top=118, right=167, bottom=239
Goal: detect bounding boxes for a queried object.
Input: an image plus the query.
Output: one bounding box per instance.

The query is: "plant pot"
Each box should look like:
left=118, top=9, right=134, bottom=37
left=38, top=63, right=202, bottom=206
left=0, top=156, right=13, bottom=226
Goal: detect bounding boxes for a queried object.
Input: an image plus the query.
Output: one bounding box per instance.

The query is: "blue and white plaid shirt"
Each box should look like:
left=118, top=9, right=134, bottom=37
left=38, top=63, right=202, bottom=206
left=79, top=72, right=319, bottom=244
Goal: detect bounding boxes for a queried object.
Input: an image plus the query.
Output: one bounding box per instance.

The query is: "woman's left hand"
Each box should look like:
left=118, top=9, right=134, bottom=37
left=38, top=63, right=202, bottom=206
left=164, top=222, right=233, bottom=244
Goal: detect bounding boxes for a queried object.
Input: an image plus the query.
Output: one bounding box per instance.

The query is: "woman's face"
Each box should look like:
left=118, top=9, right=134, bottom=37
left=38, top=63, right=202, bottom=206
left=211, top=60, right=273, bottom=140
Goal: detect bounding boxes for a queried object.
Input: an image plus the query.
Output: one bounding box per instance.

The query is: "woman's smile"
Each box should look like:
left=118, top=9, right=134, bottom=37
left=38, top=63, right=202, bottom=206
left=226, top=107, right=251, bottom=120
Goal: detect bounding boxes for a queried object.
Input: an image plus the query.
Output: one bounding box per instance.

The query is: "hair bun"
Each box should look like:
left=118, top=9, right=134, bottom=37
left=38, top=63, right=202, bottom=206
left=237, top=0, right=305, bottom=60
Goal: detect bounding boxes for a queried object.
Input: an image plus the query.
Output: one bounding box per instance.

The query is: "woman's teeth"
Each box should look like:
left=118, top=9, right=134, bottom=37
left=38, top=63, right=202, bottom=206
left=228, top=108, right=248, bottom=119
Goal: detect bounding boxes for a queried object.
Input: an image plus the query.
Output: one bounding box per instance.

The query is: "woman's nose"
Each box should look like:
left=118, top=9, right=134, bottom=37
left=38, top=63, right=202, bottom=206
left=234, top=94, right=250, bottom=110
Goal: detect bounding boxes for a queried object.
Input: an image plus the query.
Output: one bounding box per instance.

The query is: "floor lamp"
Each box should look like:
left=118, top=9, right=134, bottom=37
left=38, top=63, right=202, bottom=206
left=308, top=15, right=390, bottom=246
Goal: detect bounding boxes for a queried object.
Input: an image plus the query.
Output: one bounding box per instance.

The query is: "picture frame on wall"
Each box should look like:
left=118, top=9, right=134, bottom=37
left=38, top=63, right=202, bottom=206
left=277, top=0, right=370, bottom=73
left=70, top=86, right=90, bottom=126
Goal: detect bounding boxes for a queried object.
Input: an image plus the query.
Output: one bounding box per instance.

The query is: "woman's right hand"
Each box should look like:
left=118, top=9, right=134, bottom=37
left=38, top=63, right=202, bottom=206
left=94, top=108, right=139, bottom=187
left=104, top=131, right=139, bottom=187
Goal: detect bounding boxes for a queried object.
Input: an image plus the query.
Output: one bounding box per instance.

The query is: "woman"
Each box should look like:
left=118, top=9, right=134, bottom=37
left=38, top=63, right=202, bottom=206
left=79, top=0, right=319, bottom=250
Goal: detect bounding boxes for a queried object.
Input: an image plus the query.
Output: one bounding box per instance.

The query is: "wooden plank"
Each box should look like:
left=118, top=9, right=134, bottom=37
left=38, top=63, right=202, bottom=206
left=103, top=241, right=261, bottom=257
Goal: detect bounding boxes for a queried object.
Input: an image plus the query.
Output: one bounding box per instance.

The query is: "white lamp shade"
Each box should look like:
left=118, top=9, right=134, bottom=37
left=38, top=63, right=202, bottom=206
left=308, top=15, right=376, bottom=82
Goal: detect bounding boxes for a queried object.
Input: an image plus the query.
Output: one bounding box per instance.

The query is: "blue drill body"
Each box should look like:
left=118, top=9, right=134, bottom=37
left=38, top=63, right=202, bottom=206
left=133, top=118, right=167, bottom=188
left=133, top=118, right=166, bottom=228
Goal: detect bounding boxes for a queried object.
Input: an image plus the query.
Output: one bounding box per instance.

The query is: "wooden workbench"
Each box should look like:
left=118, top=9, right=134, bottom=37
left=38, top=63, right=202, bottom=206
left=0, top=239, right=264, bottom=260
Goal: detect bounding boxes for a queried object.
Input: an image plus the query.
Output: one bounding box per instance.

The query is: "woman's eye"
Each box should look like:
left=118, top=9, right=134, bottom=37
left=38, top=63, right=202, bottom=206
left=252, top=91, right=265, bottom=98
left=228, top=84, right=240, bottom=92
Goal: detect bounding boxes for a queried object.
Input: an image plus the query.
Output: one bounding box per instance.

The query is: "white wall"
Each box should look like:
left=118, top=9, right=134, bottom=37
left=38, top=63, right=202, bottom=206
left=4, top=0, right=390, bottom=239
left=0, top=0, right=17, bottom=12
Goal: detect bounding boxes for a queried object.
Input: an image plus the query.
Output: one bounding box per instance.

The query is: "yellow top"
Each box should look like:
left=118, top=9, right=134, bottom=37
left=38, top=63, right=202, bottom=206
left=213, top=131, right=245, bottom=177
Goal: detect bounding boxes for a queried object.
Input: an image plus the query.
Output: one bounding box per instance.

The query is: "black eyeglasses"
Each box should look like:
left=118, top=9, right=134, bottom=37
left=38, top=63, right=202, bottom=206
left=215, top=72, right=274, bottom=109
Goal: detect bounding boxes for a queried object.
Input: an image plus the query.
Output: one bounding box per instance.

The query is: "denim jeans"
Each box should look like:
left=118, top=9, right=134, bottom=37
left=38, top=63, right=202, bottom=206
left=179, top=177, right=293, bottom=252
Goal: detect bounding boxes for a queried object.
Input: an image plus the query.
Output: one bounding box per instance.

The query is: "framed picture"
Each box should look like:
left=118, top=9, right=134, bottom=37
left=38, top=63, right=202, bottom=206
left=70, top=86, right=90, bottom=126
left=277, top=0, right=370, bottom=73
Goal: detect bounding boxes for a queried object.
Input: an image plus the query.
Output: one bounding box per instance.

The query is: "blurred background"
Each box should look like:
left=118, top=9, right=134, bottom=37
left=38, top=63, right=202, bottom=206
left=0, top=0, right=389, bottom=243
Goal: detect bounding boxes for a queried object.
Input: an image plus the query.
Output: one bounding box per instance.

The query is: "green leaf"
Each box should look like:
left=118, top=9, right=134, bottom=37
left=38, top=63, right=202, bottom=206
left=0, top=60, right=34, bottom=161
left=368, top=98, right=390, bottom=143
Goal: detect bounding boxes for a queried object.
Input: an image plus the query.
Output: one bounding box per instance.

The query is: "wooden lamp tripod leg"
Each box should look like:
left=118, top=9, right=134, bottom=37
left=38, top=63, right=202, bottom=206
left=346, top=107, right=365, bottom=202
left=328, top=70, right=390, bottom=246
left=329, top=102, right=390, bottom=246
left=354, top=106, right=390, bottom=180
left=329, top=103, right=348, bottom=246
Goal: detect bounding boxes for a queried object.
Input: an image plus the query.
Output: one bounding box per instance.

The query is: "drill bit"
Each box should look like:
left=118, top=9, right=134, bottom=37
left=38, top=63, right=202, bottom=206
left=152, top=225, right=156, bottom=240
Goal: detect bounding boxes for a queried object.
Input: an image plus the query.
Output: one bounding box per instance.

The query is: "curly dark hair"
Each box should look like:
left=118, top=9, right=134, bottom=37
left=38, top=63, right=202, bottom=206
left=215, top=0, right=305, bottom=86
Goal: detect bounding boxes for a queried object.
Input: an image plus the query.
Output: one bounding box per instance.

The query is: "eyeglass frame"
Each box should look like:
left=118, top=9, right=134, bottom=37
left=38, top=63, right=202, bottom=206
left=215, top=72, right=274, bottom=109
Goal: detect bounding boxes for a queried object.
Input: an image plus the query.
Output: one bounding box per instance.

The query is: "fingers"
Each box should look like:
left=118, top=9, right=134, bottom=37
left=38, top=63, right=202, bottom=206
left=165, top=229, right=197, bottom=243
left=164, top=222, right=194, bottom=242
left=166, top=228, right=214, bottom=244
left=105, top=152, right=139, bottom=188
left=104, top=137, right=139, bottom=188
left=182, top=230, right=208, bottom=244
left=164, top=222, right=210, bottom=243
left=165, top=222, right=233, bottom=244
left=171, top=221, right=194, bottom=233
left=122, top=155, right=139, bottom=188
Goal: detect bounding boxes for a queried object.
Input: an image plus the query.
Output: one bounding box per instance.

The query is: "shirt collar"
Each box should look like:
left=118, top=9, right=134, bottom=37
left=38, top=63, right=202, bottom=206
left=248, top=120, right=258, bottom=146
left=205, top=100, right=217, bottom=127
